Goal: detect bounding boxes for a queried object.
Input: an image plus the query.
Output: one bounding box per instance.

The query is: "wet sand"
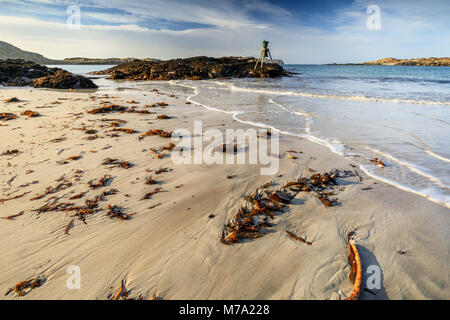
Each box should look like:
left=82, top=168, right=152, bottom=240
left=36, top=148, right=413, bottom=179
left=0, top=87, right=448, bottom=300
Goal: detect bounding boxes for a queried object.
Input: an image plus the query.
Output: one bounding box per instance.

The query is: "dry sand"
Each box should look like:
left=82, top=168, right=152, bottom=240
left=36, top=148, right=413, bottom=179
left=0, top=86, right=448, bottom=300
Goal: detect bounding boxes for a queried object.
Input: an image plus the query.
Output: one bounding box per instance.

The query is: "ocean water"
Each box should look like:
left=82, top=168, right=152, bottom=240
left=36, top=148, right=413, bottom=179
left=62, top=64, right=450, bottom=209
left=46, top=64, right=116, bottom=75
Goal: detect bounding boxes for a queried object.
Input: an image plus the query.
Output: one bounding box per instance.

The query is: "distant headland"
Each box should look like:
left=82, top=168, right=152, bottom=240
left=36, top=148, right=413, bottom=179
left=0, top=40, right=158, bottom=65
left=0, top=40, right=287, bottom=66
left=328, top=57, right=450, bottom=66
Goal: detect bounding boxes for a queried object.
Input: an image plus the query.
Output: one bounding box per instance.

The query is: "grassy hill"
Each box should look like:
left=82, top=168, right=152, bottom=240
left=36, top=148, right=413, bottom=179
left=0, top=41, right=159, bottom=65
left=0, top=41, right=57, bottom=64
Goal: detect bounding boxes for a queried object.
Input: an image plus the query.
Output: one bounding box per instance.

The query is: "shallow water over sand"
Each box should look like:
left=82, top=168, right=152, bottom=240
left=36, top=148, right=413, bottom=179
left=63, top=64, right=450, bottom=208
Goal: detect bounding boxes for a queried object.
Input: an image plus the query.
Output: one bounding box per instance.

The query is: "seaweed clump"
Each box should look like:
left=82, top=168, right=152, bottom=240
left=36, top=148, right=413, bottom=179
left=0, top=113, right=18, bottom=121
left=141, top=129, right=172, bottom=138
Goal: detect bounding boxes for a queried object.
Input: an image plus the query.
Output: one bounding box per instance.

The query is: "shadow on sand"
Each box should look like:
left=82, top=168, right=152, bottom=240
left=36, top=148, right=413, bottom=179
left=357, top=245, right=389, bottom=300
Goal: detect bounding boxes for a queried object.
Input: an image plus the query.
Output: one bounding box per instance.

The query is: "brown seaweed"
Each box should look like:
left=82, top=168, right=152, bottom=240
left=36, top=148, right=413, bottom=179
left=145, top=102, right=168, bottom=108
left=153, top=167, right=172, bottom=174
left=1, top=149, right=20, bottom=156
left=127, top=108, right=155, bottom=115
left=316, top=195, right=333, bottom=207
left=20, top=110, right=41, bottom=117
left=370, top=157, right=386, bottom=168
left=161, top=143, right=176, bottom=152
left=1, top=211, right=24, bottom=220
left=148, top=203, right=162, bottom=210
left=345, top=231, right=363, bottom=300
left=221, top=169, right=355, bottom=245
left=102, top=158, right=134, bottom=169
left=0, top=113, right=18, bottom=121
left=112, top=279, right=129, bottom=300
left=69, top=192, right=86, bottom=200
left=269, top=191, right=292, bottom=204
left=150, top=148, right=166, bottom=159
left=286, top=230, right=312, bottom=245
left=87, top=104, right=127, bottom=114
left=141, top=187, right=162, bottom=200
left=67, top=155, right=82, bottom=161
left=34, top=201, right=77, bottom=214
left=221, top=188, right=291, bottom=245
left=88, top=174, right=112, bottom=189
left=110, top=128, right=137, bottom=134
left=107, top=205, right=132, bottom=220
left=30, top=180, right=72, bottom=200
left=64, top=219, right=74, bottom=234
left=100, top=118, right=127, bottom=125
left=145, top=176, right=157, bottom=185
left=141, top=129, right=172, bottom=138
left=49, top=137, right=66, bottom=143
left=70, top=189, right=117, bottom=223
left=5, top=277, right=45, bottom=297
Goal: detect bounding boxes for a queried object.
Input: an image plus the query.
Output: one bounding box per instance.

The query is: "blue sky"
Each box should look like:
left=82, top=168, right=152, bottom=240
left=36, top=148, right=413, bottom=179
left=0, top=0, right=449, bottom=63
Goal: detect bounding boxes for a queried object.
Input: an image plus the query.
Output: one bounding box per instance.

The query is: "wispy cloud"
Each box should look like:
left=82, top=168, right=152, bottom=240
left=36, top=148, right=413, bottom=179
left=0, top=0, right=449, bottom=63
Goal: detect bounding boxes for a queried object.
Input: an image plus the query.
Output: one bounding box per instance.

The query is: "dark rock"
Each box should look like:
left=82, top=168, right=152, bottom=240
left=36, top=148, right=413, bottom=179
left=93, top=56, right=290, bottom=81
left=32, top=69, right=97, bottom=89
left=0, top=59, right=98, bottom=89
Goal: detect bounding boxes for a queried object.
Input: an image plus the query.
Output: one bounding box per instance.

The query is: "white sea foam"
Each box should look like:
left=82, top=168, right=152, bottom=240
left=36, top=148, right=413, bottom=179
left=268, top=99, right=317, bottom=135
left=269, top=98, right=316, bottom=117
left=171, top=81, right=347, bottom=156
left=425, top=150, right=450, bottom=163
left=169, top=80, right=450, bottom=209
left=359, top=165, right=450, bottom=209
left=223, top=84, right=450, bottom=106
left=366, top=147, right=447, bottom=189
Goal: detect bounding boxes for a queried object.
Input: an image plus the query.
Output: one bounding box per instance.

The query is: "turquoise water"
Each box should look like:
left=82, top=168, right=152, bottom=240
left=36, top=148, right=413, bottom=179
left=285, top=64, right=450, bottom=102
left=171, top=65, right=450, bottom=208
left=61, top=64, right=450, bottom=208
left=46, top=64, right=116, bottom=74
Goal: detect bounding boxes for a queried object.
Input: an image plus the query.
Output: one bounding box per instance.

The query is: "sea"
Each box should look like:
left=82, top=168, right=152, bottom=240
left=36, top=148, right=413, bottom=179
left=51, top=64, right=450, bottom=209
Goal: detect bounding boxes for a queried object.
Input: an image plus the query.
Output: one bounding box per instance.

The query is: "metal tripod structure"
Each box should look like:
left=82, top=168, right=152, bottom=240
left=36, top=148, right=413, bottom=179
left=254, top=40, right=274, bottom=69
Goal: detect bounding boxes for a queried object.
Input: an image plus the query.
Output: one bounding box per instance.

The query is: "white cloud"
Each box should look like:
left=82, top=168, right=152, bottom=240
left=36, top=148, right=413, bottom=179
left=83, top=12, right=145, bottom=24
left=0, top=0, right=449, bottom=63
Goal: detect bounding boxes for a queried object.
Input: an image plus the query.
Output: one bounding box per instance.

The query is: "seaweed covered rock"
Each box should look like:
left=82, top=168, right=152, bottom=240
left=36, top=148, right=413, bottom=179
left=32, top=69, right=97, bottom=89
left=0, top=59, right=97, bottom=89
left=93, top=56, right=289, bottom=80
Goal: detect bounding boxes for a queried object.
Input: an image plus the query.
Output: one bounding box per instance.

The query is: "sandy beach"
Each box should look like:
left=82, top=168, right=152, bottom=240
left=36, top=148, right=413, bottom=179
left=0, top=85, right=448, bottom=300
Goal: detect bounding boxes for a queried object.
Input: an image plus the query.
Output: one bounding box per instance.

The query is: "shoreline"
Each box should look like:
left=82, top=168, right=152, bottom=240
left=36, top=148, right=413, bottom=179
left=0, top=85, right=448, bottom=299
left=170, top=80, right=450, bottom=209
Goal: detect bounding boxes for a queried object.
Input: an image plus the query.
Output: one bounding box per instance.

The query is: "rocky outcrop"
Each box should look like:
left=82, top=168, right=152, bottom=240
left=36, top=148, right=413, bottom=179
left=363, top=57, right=450, bottom=66
left=32, top=69, right=98, bottom=89
left=61, top=57, right=159, bottom=65
left=92, top=56, right=289, bottom=80
left=0, top=59, right=98, bottom=89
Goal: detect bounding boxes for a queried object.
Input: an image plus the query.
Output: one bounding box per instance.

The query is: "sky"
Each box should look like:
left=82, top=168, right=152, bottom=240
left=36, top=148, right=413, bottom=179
left=0, top=0, right=449, bottom=64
